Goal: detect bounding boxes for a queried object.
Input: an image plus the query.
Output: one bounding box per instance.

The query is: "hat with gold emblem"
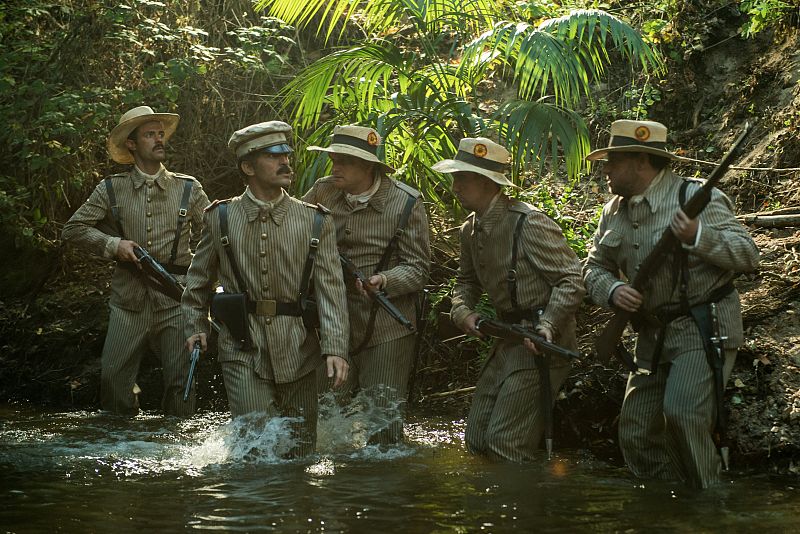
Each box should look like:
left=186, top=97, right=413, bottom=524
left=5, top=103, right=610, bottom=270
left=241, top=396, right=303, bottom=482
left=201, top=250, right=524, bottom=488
left=586, top=119, right=680, bottom=161
left=431, top=137, right=513, bottom=186
left=307, top=124, right=395, bottom=174
left=228, top=121, right=294, bottom=159
left=107, top=106, right=180, bottom=164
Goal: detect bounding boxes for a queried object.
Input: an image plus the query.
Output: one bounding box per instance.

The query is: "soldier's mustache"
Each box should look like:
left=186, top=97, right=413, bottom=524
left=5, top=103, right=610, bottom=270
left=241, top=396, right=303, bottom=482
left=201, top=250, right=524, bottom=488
left=278, top=165, right=292, bottom=175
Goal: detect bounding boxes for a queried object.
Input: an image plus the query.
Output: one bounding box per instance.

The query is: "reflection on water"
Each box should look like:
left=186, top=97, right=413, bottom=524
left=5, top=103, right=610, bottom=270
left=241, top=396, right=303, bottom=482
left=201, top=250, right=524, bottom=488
left=1, top=401, right=799, bottom=532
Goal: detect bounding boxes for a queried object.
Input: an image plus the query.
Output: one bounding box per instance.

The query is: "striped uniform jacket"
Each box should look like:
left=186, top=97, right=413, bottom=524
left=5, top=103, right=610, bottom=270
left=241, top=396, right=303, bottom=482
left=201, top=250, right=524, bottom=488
left=182, top=190, right=349, bottom=384
left=62, top=165, right=208, bottom=311
left=302, top=175, right=430, bottom=350
left=583, top=169, right=760, bottom=367
left=451, top=195, right=585, bottom=364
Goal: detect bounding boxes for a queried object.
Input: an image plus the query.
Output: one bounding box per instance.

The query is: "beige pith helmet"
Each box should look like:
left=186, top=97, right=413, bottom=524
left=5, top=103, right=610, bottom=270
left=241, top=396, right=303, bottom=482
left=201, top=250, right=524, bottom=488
left=431, top=137, right=514, bottom=187
left=307, top=124, right=395, bottom=174
left=228, top=121, right=293, bottom=158
left=586, top=119, right=681, bottom=161
left=107, top=106, right=180, bottom=164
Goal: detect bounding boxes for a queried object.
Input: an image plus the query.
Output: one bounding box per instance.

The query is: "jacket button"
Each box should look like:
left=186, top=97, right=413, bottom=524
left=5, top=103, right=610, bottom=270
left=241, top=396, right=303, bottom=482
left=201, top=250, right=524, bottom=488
left=261, top=233, right=267, bottom=240
left=632, top=222, right=639, bottom=229
left=259, top=251, right=266, bottom=257
left=265, top=317, right=272, bottom=325
left=633, top=243, right=639, bottom=249
left=146, top=241, right=152, bottom=247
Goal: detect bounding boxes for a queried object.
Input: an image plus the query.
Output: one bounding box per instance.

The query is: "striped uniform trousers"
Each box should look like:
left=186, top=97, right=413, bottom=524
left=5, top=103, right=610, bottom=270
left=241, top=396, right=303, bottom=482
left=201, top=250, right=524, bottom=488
left=101, top=298, right=194, bottom=416
left=619, top=346, right=737, bottom=488
left=465, top=342, right=571, bottom=463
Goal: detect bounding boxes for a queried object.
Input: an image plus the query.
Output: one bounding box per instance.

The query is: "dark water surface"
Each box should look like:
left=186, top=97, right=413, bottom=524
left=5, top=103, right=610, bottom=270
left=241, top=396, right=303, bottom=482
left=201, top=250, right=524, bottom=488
left=1, top=403, right=798, bottom=533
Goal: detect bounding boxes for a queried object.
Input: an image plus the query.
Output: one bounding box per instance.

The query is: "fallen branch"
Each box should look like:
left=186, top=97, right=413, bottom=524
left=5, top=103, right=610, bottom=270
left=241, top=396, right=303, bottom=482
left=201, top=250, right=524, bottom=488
left=424, top=386, right=476, bottom=399
left=738, top=213, right=800, bottom=228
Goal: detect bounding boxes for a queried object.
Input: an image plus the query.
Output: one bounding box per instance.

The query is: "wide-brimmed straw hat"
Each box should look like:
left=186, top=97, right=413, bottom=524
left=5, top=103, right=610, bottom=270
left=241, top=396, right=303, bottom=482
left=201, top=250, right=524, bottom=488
left=586, top=119, right=680, bottom=161
left=431, top=137, right=513, bottom=187
left=107, top=106, right=179, bottom=164
left=307, top=125, right=395, bottom=174
left=228, top=121, right=293, bottom=158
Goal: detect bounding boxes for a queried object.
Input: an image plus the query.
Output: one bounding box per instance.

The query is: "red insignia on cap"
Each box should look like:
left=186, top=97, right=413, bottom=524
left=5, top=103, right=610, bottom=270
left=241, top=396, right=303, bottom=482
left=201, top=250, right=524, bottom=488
left=634, top=126, right=650, bottom=141
left=473, top=143, right=488, bottom=158
left=367, top=132, right=379, bottom=146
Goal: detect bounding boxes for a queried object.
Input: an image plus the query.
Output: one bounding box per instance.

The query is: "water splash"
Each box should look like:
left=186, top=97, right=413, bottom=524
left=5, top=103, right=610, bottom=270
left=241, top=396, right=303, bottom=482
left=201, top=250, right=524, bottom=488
left=315, top=389, right=415, bottom=460
left=184, top=412, right=302, bottom=469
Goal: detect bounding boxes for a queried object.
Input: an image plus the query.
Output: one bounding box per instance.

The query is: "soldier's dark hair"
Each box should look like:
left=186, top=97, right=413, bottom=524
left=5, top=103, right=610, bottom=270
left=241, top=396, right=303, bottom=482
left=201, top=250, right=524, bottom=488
left=127, top=127, right=139, bottom=142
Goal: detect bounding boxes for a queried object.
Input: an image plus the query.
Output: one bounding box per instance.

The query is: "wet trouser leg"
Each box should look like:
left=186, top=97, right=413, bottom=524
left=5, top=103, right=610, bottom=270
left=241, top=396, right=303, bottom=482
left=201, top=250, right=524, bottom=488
left=101, top=303, right=150, bottom=416
left=663, top=347, right=737, bottom=488
left=154, top=305, right=195, bottom=417
left=221, top=360, right=318, bottom=458
left=466, top=346, right=570, bottom=462
left=332, top=335, right=415, bottom=445
left=619, top=347, right=737, bottom=488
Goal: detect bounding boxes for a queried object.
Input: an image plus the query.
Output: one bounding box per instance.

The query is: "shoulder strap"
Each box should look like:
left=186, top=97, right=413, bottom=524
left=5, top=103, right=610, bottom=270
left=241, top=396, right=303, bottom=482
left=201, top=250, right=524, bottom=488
left=375, top=191, right=417, bottom=273
left=104, top=177, right=125, bottom=240
left=218, top=202, right=249, bottom=296
left=167, top=179, right=194, bottom=268
left=298, top=207, right=326, bottom=307
left=507, top=212, right=527, bottom=310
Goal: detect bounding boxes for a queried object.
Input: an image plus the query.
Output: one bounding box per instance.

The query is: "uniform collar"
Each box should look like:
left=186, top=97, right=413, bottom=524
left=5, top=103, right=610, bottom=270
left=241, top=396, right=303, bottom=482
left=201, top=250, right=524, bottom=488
left=340, top=174, right=390, bottom=213
left=345, top=171, right=382, bottom=207
left=615, top=168, right=670, bottom=215
left=472, top=192, right=507, bottom=236
left=131, top=164, right=168, bottom=190
left=242, top=187, right=289, bottom=225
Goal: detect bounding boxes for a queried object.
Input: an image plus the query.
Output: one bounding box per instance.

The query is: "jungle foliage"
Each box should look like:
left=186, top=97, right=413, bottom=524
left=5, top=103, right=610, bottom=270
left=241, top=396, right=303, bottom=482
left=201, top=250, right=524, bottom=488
left=0, top=0, right=796, bottom=283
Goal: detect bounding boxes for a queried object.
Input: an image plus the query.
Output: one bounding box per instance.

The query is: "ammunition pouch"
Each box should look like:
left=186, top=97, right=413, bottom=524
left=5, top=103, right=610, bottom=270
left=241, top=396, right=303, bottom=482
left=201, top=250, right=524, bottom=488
left=301, top=297, right=320, bottom=330
left=211, top=292, right=252, bottom=350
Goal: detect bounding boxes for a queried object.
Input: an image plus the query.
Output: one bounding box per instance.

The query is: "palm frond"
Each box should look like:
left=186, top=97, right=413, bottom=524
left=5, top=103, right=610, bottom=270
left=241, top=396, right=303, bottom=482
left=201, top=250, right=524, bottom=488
left=280, top=42, right=410, bottom=130
left=256, top=0, right=502, bottom=43
left=538, top=9, right=664, bottom=79
left=494, top=99, right=590, bottom=181
left=460, top=22, right=589, bottom=106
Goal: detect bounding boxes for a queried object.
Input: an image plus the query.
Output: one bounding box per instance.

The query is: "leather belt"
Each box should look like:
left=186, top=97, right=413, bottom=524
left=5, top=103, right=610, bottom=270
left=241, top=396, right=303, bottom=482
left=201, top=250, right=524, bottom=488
left=245, top=299, right=302, bottom=317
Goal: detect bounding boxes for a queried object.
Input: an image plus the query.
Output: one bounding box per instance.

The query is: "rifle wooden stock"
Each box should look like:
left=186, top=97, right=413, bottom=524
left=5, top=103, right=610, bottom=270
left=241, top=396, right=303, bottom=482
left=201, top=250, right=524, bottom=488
left=339, top=253, right=416, bottom=332
left=594, top=123, right=753, bottom=363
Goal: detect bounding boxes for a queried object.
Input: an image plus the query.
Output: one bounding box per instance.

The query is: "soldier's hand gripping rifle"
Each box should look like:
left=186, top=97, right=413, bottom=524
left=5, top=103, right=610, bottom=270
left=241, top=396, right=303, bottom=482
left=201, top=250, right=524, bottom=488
left=133, top=246, right=185, bottom=302
left=595, top=123, right=753, bottom=366
left=183, top=340, right=201, bottom=402
left=475, top=317, right=581, bottom=360
left=339, top=253, right=416, bottom=332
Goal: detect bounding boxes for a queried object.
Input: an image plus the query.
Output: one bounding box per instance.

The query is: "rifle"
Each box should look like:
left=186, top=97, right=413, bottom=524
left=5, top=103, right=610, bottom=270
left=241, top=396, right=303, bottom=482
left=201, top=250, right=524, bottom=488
left=183, top=340, right=201, bottom=402
left=595, top=123, right=753, bottom=365
left=133, top=246, right=185, bottom=302
left=475, top=317, right=581, bottom=360
left=339, top=253, right=416, bottom=332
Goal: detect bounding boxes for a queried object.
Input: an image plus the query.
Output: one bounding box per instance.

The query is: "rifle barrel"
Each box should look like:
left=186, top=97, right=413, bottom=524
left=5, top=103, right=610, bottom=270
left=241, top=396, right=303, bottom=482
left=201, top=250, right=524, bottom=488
left=476, top=317, right=580, bottom=359
left=183, top=340, right=201, bottom=402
